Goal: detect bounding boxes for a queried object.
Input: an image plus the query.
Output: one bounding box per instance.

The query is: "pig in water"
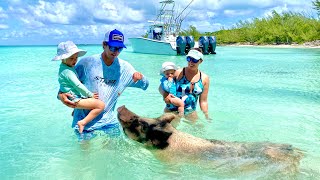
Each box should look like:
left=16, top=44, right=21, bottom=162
left=117, top=105, right=303, bottom=176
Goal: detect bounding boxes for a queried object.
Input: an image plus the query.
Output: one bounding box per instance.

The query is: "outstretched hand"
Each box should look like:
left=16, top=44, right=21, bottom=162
left=59, top=93, right=76, bottom=108
left=132, top=72, right=143, bottom=82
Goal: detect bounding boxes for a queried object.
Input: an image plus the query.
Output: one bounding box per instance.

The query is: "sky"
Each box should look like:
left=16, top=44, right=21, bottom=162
left=0, top=0, right=317, bottom=45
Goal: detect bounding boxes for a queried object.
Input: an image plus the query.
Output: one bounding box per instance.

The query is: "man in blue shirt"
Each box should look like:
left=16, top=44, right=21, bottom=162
left=59, top=29, right=149, bottom=140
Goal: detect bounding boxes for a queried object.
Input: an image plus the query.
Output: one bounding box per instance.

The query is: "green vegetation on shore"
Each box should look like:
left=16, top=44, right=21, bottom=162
left=180, top=10, right=320, bottom=45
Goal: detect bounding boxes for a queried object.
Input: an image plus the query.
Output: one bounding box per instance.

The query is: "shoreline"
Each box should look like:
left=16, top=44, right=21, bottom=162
left=218, top=42, right=320, bottom=49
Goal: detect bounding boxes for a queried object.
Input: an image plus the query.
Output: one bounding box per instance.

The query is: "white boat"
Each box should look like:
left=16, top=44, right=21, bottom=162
left=129, top=0, right=194, bottom=55
left=129, top=37, right=177, bottom=55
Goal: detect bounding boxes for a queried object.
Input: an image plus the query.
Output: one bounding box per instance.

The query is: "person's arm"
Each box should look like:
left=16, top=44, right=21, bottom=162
left=160, top=77, right=173, bottom=94
left=122, top=61, right=149, bottom=90
left=65, top=71, right=93, bottom=98
left=158, top=84, right=173, bottom=104
left=132, top=72, right=149, bottom=90
left=199, top=74, right=211, bottom=120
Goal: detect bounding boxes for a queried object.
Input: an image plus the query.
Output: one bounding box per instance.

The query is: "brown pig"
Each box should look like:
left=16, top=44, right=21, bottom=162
left=117, top=105, right=303, bottom=175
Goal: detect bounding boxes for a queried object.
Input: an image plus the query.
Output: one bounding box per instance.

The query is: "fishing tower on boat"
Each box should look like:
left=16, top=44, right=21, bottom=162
left=129, top=0, right=217, bottom=55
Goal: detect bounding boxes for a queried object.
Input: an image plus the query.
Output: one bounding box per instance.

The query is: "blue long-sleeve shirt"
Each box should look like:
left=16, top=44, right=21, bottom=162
left=72, top=54, right=149, bottom=131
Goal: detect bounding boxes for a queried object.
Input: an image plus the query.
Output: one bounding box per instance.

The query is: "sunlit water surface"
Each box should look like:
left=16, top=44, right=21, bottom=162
left=0, top=45, right=319, bottom=179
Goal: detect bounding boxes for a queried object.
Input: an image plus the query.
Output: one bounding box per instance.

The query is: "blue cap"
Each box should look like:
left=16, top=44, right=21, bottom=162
left=104, top=29, right=126, bottom=48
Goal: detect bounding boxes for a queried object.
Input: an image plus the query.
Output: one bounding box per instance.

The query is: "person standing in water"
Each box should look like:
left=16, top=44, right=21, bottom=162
left=58, top=29, right=149, bottom=140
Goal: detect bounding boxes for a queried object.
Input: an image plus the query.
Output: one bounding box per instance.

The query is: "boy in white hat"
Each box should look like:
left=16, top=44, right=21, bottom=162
left=53, top=41, right=105, bottom=134
left=160, top=62, right=184, bottom=116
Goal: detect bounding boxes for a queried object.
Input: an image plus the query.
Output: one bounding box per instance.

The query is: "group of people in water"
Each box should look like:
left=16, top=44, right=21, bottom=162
left=52, top=29, right=210, bottom=141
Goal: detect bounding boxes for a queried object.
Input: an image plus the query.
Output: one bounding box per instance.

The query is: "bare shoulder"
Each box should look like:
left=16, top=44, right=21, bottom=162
left=175, top=68, right=183, bottom=74
left=175, top=68, right=183, bottom=78
left=201, top=71, right=209, bottom=81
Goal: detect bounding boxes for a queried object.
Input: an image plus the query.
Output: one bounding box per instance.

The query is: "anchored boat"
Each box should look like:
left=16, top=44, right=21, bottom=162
left=129, top=0, right=217, bottom=56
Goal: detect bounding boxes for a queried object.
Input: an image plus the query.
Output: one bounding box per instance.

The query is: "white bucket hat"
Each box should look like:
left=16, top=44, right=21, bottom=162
left=52, top=41, right=87, bottom=61
left=187, top=49, right=204, bottom=60
left=160, top=62, right=178, bottom=75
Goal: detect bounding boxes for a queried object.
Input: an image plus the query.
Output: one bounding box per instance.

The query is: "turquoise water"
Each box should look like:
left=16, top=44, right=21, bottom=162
left=0, top=45, right=319, bottom=179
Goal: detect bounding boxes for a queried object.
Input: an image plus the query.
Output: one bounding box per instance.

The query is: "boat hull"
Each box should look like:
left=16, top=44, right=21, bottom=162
left=129, top=37, right=177, bottom=55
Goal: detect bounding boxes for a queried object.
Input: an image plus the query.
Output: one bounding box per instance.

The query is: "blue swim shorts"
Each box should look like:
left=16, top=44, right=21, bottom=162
left=74, top=123, right=121, bottom=141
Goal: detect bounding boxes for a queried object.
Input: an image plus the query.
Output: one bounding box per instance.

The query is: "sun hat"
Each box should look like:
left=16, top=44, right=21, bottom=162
left=160, top=62, right=178, bottom=75
left=186, top=49, right=204, bottom=60
left=104, top=29, right=126, bottom=48
left=52, top=41, right=87, bottom=61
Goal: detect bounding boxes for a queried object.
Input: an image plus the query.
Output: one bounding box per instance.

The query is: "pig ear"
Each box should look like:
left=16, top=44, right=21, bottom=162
left=148, top=127, right=172, bottom=149
left=157, top=113, right=177, bottom=123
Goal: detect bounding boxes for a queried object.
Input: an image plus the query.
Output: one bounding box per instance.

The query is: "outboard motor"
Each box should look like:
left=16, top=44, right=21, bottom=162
left=198, top=36, right=209, bottom=55
left=185, top=36, right=195, bottom=54
left=208, top=36, right=217, bottom=54
left=176, top=36, right=187, bottom=55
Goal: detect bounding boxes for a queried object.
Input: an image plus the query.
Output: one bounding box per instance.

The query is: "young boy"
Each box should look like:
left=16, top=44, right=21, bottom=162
left=160, top=62, right=184, bottom=116
left=52, top=41, right=105, bottom=133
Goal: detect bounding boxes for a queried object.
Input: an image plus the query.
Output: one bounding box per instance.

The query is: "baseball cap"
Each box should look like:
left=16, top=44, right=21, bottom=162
left=104, top=29, right=126, bottom=48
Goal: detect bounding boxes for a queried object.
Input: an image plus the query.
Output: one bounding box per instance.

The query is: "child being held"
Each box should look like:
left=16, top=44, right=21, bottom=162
left=52, top=41, right=105, bottom=133
left=160, top=62, right=184, bottom=116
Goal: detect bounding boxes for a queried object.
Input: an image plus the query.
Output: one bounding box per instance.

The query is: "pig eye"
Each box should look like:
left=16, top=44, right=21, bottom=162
left=140, top=121, right=149, bottom=131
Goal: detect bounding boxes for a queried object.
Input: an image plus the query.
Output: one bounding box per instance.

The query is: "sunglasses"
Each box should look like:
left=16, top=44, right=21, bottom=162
left=108, top=45, right=123, bottom=53
left=186, top=56, right=200, bottom=63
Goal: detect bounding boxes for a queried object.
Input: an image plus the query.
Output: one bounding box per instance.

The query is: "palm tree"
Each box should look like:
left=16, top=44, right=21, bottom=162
left=312, top=0, right=320, bottom=16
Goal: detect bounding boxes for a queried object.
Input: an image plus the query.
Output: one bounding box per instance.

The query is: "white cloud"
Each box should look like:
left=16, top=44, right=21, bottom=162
left=30, top=0, right=75, bottom=24
left=91, top=0, right=144, bottom=23
left=20, top=17, right=45, bottom=28
left=207, top=12, right=216, bottom=18
left=186, top=0, right=221, bottom=10
left=263, top=4, right=289, bottom=17
left=0, top=7, right=8, bottom=18
left=0, top=24, right=8, bottom=29
left=224, top=9, right=254, bottom=17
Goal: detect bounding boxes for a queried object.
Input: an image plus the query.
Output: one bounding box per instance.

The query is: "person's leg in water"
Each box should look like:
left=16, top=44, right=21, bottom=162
left=169, top=96, right=184, bottom=117
left=75, top=98, right=105, bottom=133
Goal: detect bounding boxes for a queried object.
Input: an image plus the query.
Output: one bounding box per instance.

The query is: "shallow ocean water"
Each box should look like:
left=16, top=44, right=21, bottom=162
left=0, top=45, right=319, bottom=179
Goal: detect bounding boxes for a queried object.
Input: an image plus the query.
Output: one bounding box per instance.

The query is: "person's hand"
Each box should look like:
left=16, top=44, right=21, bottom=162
left=59, top=93, right=76, bottom=108
left=164, top=94, right=174, bottom=104
left=167, top=77, right=173, bottom=81
left=93, top=92, right=99, bottom=99
left=133, top=72, right=143, bottom=82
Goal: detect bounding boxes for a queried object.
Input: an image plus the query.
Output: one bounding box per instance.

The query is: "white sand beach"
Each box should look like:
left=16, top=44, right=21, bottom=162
left=219, top=41, right=320, bottom=49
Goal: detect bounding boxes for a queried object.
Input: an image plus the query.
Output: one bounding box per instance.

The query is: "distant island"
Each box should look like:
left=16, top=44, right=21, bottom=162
left=180, top=9, right=320, bottom=48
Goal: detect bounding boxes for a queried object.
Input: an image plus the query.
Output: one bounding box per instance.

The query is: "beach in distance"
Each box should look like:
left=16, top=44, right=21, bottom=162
left=219, top=40, right=320, bottom=49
